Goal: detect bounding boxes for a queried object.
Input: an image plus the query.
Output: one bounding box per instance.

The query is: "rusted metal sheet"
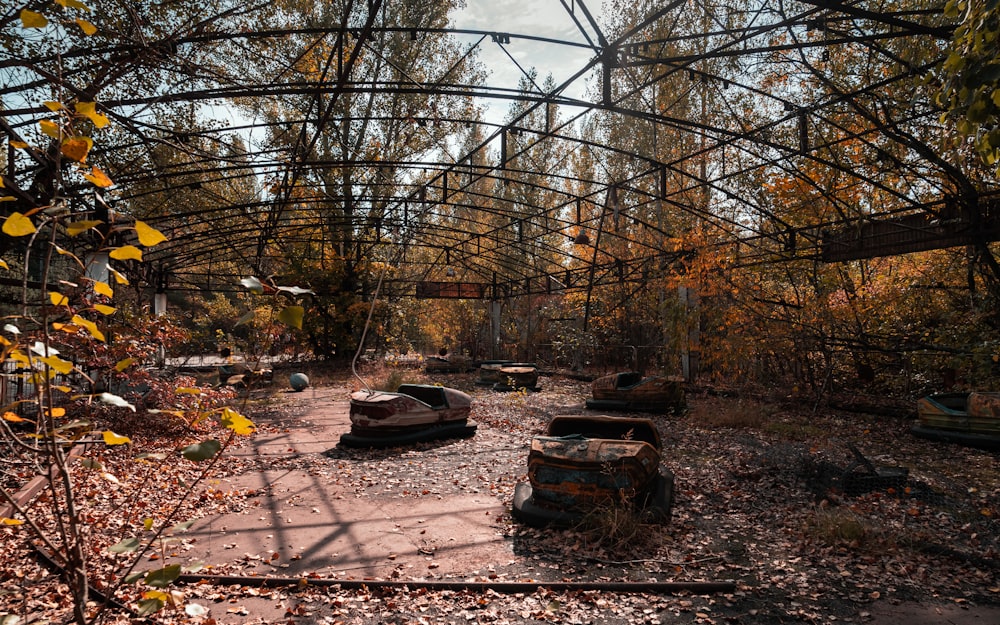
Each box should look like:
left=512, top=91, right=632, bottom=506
left=821, top=203, right=1000, bottom=262
left=414, top=281, right=487, bottom=299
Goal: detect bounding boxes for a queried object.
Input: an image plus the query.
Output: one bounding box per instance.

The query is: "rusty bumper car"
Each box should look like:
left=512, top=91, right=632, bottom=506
left=492, top=363, right=541, bottom=392
left=585, top=372, right=685, bottom=413
left=911, top=391, right=1000, bottom=451
left=340, top=384, right=477, bottom=448
left=475, top=360, right=515, bottom=386
left=512, top=415, right=674, bottom=527
left=424, top=355, right=471, bottom=374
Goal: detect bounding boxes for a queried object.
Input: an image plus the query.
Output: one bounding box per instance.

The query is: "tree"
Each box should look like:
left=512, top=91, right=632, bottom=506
left=935, top=0, right=1000, bottom=173
left=233, top=0, right=483, bottom=359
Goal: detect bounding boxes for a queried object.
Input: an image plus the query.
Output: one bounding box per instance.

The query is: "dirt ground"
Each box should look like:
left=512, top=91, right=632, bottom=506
left=3, top=370, right=999, bottom=624
left=165, top=371, right=1000, bottom=625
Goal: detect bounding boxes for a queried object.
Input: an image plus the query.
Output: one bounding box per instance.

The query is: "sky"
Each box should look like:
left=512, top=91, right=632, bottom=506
left=449, top=0, right=607, bottom=125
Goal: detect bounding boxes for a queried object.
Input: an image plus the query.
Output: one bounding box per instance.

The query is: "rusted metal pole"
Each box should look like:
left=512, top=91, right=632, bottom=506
left=177, top=574, right=737, bottom=595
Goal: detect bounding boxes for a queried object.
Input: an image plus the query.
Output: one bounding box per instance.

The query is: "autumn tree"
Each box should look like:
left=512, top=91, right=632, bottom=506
left=230, top=0, right=483, bottom=359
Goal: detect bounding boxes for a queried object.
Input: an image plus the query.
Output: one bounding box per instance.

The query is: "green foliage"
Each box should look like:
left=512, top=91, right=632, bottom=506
left=935, top=0, right=1000, bottom=171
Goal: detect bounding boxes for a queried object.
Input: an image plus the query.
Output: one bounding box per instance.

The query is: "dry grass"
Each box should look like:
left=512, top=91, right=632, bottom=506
left=688, top=396, right=771, bottom=429
left=575, top=499, right=666, bottom=555
left=803, top=505, right=898, bottom=553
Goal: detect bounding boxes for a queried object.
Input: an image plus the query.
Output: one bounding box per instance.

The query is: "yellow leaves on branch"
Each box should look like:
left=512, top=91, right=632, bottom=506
left=107, top=266, right=128, bottom=285
left=278, top=305, right=305, bottom=329
left=39, top=119, right=62, bottom=139
left=75, top=102, right=109, bottom=129
left=93, top=281, right=113, bottom=297
left=110, top=245, right=142, bottom=261
left=3, top=411, right=29, bottom=423
left=75, top=19, right=97, bottom=36
left=83, top=166, right=113, bottom=188
left=70, top=314, right=106, bottom=342
left=135, top=221, right=167, bottom=246
left=40, top=355, right=74, bottom=375
left=220, top=408, right=255, bottom=436
left=3, top=213, right=37, bottom=237
left=61, top=136, right=93, bottom=162
left=20, top=10, right=48, bottom=28
left=66, top=220, right=103, bottom=237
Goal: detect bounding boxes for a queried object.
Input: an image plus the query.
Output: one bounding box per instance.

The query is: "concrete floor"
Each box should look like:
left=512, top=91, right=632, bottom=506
left=181, top=385, right=515, bottom=581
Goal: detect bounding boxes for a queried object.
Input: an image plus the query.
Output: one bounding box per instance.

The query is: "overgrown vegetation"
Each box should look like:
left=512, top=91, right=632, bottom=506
left=2, top=1, right=1000, bottom=621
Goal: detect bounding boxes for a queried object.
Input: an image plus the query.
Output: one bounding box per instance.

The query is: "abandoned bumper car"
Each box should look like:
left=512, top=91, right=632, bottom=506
left=585, top=372, right=686, bottom=413
left=911, top=391, right=1000, bottom=451
left=512, top=415, right=674, bottom=528
left=340, top=384, right=477, bottom=448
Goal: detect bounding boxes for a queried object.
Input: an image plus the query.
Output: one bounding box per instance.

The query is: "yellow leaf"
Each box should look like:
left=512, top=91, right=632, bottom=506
left=93, top=281, right=113, bottom=297
left=53, top=385, right=71, bottom=393
left=115, top=357, right=135, bottom=372
left=82, top=166, right=113, bottom=188
left=1, top=518, right=25, bottom=526
left=40, top=355, right=74, bottom=375
left=46, top=407, right=66, bottom=417
left=135, top=220, right=167, bottom=246
left=103, top=430, right=132, bottom=446
left=10, top=141, right=28, bottom=149
left=108, top=266, right=129, bottom=285
left=0, top=260, right=8, bottom=270
left=43, top=101, right=65, bottom=112
left=74, top=102, right=109, bottom=129
left=176, top=387, right=203, bottom=395
left=221, top=407, right=255, bottom=436
left=3, top=213, right=36, bottom=237
left=3, top=412, right=28, bottom=423
left=75, top=19, right=97, bottom=35
left=20, top=9, right=48, bottom=28
left=278, top=305, right=304, bottom=329
left=70, top=314, right=105, bottom=342
left=57, top=0, right=92, bottom=12
left=61, top=136, right=92, bottom=162
left=39, top=119, right=61, bottom=139
left=66, top=220, right=103, bottom=236
left=49, top=291, right=69, bottom=306
left=55, top=245, right=78, bottom=260
left=0, top=197, right=17, bottom=202
left=94, top=304, right=116, bottom=315
left=110, top=245, right=142, bottom=261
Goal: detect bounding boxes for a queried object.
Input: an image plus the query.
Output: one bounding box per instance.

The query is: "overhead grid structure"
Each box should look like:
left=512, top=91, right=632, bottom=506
left=0, top=1, right=991, bottom=306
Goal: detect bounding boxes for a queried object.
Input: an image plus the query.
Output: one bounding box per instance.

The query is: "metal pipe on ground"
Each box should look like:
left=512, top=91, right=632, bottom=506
left=177, top=574, right=737, bottom=594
